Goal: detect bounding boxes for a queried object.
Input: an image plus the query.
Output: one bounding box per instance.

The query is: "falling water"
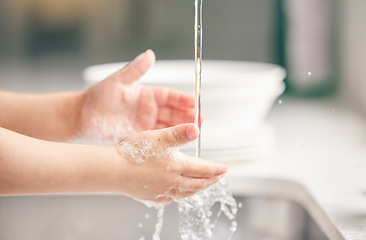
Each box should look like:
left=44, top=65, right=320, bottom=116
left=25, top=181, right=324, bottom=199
left=176, top=0, right=238, bottom=239
left=194, top=0, right=203, bottom=158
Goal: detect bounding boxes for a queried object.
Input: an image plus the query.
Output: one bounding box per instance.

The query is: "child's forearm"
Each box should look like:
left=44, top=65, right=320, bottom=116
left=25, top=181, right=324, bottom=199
left=0, top=124, right=228, bottom=202
left=0, top=90, right=83, bottom=141
left=0, top=127, right=121, bottom=195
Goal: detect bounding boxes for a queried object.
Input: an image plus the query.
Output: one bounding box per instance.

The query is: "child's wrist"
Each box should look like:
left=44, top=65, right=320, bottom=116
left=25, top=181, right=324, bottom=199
left=63, top=91, right=86, bottom=140
left=102, top=145, right=127, bottom=193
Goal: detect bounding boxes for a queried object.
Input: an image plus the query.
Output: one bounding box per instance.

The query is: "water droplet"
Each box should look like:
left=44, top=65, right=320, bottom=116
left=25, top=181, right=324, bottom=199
left=308, top=71, right=312, bottom=76
left=207, top=211, right=212, bottom=217
left=230, top=221, right=238, bottom=232
left=138, top=223, right=143, bottom=228
left=278, top=99, right=283, bottom=104
left=143, top=185, right=149, bottom=189
left=145, top=213, right=150, bottom=219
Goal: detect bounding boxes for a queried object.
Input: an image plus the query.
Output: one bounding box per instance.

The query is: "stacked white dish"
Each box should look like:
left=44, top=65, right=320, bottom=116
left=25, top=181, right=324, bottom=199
left=83, top=60, right=286, bottom=162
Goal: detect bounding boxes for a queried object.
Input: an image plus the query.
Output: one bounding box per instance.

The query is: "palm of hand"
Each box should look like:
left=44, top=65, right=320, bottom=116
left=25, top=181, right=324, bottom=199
left=79, top=80, right=157, bottom=143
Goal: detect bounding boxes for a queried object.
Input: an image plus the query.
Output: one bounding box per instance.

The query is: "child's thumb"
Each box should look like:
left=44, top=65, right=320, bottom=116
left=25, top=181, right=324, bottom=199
left=107, top=49, right=155, bottom=85
left=160, top=123, right=199, bottom=147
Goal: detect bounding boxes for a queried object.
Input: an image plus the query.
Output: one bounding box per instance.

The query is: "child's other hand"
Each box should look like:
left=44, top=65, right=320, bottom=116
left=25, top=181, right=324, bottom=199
left=77, top=50, right=196, bottom=143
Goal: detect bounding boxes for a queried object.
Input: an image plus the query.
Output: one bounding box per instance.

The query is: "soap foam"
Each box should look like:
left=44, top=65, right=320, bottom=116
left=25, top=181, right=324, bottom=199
left=166, top=147, right=183, bottom=162
left=118, top=139, right=153, bottom=164
left=77, top=116, right=136, bottom=145
left=75, top=85, right=145, bottom=144
left=117, top=139, right=184, bottom=165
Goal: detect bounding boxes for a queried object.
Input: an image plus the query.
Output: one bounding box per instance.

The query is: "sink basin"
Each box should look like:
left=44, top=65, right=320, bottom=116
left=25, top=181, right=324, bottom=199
left=0, top=178, right=340, bottom=240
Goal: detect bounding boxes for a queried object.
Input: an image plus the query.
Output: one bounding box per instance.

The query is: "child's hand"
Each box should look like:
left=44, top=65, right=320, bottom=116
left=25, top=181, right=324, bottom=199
left=77, top=50, right=196, bottom=143
left=113, top=123, right=227, bottom=204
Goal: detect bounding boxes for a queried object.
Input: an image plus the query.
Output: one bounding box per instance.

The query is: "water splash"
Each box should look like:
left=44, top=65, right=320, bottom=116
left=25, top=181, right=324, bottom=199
left=152, top=207, right=165, bottom=240
left=177, top=178, right=238, bottom=240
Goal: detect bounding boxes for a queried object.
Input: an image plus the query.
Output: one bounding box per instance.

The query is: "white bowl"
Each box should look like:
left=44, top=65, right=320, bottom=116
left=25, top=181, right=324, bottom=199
left=83, top=60, right=286, bottom=142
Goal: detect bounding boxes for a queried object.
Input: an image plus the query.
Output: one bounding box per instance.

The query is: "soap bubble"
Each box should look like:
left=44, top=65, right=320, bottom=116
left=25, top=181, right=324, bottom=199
left=118, top=139, right=153, bottom=164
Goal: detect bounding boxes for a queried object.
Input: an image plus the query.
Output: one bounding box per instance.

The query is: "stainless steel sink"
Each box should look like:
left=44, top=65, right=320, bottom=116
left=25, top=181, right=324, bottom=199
left=0, top=185, right=332, bottom=240
left=218, top=196, right=329, bottom=240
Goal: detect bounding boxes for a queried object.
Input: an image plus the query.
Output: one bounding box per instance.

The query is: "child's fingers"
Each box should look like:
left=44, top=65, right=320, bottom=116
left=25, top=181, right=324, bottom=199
left=154, top=87, right=196, bottom=109
left=158, top=107, right=195, bottom=126
left=177, top=175, right=222, bottom=191
left=163, top=176, right=221, bottom=199
left=154, top=123, right=199, bottom=147
left=169, top=190, right=197, bottom=200
left=154, top=196, right=173, bottom=205
left=180, top=157, right=227, bottom=178
left=108, top=49, right=155, bottom=85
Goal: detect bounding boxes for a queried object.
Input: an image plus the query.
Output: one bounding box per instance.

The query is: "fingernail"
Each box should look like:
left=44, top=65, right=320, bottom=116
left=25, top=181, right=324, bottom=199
left=221, top=164, right=228, bottom=173
left=187, top=124, right=199, bottom=140
left=132, top=51, right=146, bottom=63
left=216, top=164, right=227, bottom=174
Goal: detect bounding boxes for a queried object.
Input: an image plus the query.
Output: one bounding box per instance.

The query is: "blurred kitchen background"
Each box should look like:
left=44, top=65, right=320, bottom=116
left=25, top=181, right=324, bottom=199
left=0, top=0, right=366, bottom=116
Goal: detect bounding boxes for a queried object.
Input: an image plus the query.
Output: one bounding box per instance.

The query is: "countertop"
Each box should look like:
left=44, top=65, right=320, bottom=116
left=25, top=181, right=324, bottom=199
left=226, top=97, right=366, bottom=240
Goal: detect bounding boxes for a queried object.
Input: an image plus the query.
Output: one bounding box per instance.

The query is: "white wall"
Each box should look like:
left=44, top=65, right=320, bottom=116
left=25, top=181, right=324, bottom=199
left=340, top=0, right=366, bottom=115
